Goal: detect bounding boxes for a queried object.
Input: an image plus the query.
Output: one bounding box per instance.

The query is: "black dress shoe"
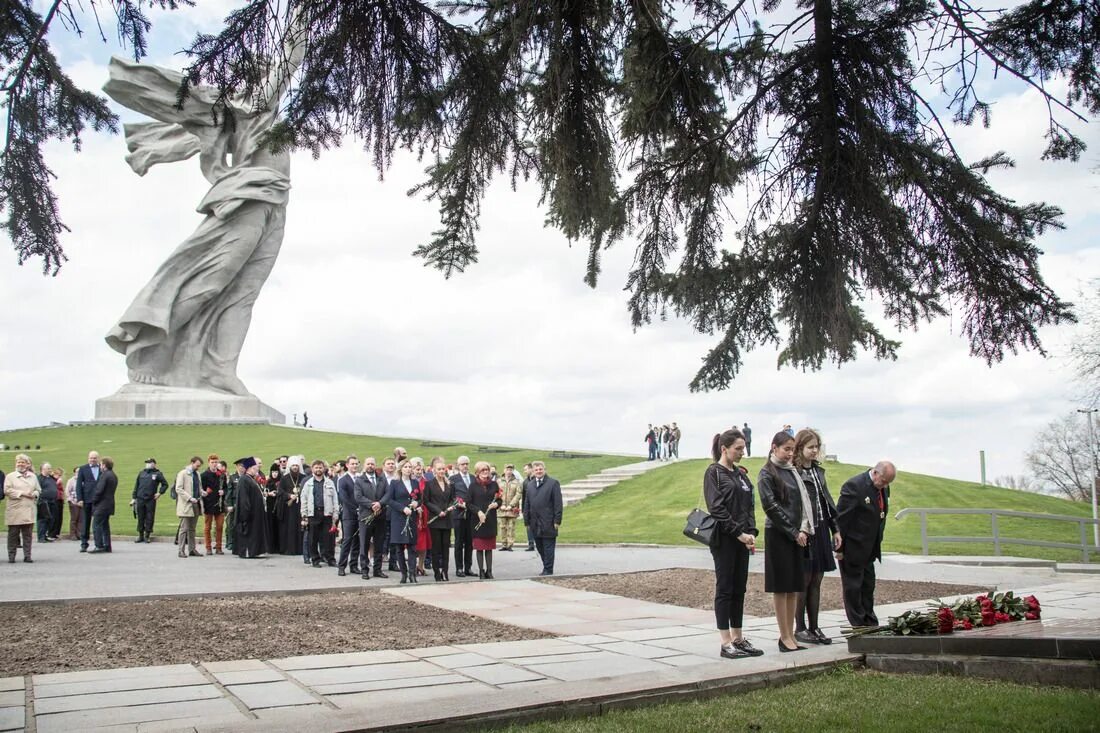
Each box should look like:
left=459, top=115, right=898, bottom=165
left=485, top=571, right=493, bottom=579
left=312, top=561, right=322, bottom=568
left=442, top=571, right=449, bottom=581
left=23, top=558, right=33, bottom=563
left=400, top=575, right=408, bottom=584
left=337, top=568, right=346, bottom=576
left=813, top=629, right=832, bottom=645
left=79, top=547, right=87, bottom=553
left=464, top=567, right=473, bottom=576
left=778, top=641, right=805, bottom=653
left=410, top=573, right=418, bottom=583
left=326, top=560, right=337, bottom=567
left=525, top=546, right=535, bottom=551
left=455, top=569, right=465, bottom=577
left=361, top=573, right=370, bottom=580
left=374, top=571, right=389, bottom=579
left=795, top=630, right=820, bottom=645
left=350, top=567, right=361, bottom=575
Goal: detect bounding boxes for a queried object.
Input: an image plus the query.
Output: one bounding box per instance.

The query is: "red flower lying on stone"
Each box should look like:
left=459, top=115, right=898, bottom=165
left=937, top=607, right=956, bottom=634
left=994, top=611, right=1012, bottom=624
left=1024, top=595, right=1041, bottom=619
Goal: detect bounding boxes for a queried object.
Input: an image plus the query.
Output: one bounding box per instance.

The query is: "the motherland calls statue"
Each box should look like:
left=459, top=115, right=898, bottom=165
left=93, top=27, right=303, bottom=423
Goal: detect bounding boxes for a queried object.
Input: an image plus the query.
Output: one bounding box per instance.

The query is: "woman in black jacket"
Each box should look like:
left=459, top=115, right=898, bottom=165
left=793, top=428, right=841, bottom=645
left=468, top=461, right=501, bottom=579
left=704, top=429, right=763, bottom=660
left=424, top=458, right=454, bottom=581
left=758, top=430, right=814, bottom=652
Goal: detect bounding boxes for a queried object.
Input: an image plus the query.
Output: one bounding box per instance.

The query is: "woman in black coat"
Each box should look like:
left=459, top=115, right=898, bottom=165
left=793, top=428, right=841, bottom=645
left=468, top=461, right=501, bottom=579
left=704, top=429, right=762, bottom=660
left=424, top=458, right=454, bottom=581
left=384, top=460, right=420, bottom=584
left=758, top=431, right=813, bottom=653
left=90, top=457, right=118, bottom=553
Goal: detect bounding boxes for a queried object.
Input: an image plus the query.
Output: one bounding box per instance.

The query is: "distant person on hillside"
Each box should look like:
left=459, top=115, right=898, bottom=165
left=524, top=461, right=563, bottom=576
left=131, top=457, right=168, bottom=543
left=5, top=454, right=40, bottom=563
left=742, top=423, right=752, bottom=456
left=835, top=461, right=896, bottom=627
left=302, top=411, right=310, bottom=428
left=75, top=451, right=101, bottom=553
left=659, top=425, right=670, bottom=460
left=175, top=457, right=203, bottom=558
left=705, top=429, right=762, bottom=659
left=793, top=429, right=841, bottom=645
left=670, top=423, right=682, bottom=459
left=758, top=431, right=813, bottom=653
left=645, top=424, right=657, bottom=460
left=89, top=457, right=118, bottom=554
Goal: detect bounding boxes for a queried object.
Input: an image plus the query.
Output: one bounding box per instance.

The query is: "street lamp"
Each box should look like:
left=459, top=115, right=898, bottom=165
left=1077, top=408, right=1099, bottom=549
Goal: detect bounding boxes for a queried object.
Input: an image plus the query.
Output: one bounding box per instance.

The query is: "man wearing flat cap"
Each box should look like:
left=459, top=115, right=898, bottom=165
left=131, top=457, right=168, bottom=543
left=232, top=457, right=269, bottom=558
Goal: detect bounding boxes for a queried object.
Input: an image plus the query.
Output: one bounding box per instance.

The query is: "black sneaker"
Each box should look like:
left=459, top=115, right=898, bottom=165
left=720, top=643, right=752, bottom=659
left=733, top=638, right=764, bottom=657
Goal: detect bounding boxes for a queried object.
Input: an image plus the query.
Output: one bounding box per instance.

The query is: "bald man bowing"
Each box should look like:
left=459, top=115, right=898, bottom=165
left=835, top=461, right=896, bottom=627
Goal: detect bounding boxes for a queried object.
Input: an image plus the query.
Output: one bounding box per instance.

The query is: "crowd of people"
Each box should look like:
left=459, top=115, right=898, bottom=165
left=2, top=449, right=566, bottom=581
left=704, top=426, right=895, bottom=659
left=644, top=423, right=682, bottom=460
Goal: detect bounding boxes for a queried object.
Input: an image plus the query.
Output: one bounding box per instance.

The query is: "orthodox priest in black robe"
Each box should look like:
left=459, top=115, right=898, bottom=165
left=275, top=462, right=305, bottom=556
left=233, top=457, right=269, bottom=558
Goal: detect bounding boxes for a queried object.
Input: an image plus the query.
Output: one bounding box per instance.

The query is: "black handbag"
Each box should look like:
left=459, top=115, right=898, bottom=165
left=683, top=507, right=717, bottom=546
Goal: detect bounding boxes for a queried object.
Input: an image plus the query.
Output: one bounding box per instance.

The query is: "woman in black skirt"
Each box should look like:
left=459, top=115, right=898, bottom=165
left=758, top=430, right=815, bottom=652
left=793, top=429, right=841, bottom=645
left=704, top=429, right=763, bottom=659
left=424, top=457, right=454, bottom=581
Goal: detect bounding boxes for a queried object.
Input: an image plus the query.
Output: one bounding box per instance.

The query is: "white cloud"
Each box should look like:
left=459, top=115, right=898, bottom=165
left=2, top=6, right=1099, bottom=486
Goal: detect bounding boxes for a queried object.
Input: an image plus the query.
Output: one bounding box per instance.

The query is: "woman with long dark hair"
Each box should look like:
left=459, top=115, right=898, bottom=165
left=793, top=429, right=841, bottom=645
left=704, top=429, right=763, bottom=659
left=758, top=430, right=815, bottom=652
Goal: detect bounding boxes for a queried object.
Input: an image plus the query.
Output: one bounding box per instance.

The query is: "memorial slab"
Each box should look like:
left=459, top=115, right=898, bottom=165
left=226, top=680, right=319, bottom=710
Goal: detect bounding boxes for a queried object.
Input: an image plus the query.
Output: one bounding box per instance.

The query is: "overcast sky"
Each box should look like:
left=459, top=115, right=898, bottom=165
left=1, top=3, right=1098, bottom=483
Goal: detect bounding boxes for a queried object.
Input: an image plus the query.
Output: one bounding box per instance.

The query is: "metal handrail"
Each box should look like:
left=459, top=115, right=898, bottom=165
left=894, top=507, right=1100, bottom=563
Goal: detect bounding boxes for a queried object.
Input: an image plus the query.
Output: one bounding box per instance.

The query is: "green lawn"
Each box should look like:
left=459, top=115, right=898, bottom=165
left=557, top=458, right=1100, bottom=562
left=0, top=424, right=630, bottom=537
left=500, top=667, right=1100, bottom=733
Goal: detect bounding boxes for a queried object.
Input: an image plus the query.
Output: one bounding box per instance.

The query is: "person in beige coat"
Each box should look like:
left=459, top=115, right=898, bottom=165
left=5, top=454, right=40, bottom=563
left=497, top=464, right=523, bottom=551
left=175, top=457, right=204, bottom=558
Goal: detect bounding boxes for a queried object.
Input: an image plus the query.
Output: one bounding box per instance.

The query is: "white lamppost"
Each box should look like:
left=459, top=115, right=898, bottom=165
left=1077, top=407, right=1099, bottom=549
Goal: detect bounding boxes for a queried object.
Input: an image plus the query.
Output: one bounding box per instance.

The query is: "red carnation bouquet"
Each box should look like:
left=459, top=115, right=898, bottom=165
left=845, top=590, right=1042, bottom=637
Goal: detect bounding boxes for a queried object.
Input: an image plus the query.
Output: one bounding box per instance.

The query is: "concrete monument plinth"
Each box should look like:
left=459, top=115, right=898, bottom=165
left=94, top=384, right=284, bottom=424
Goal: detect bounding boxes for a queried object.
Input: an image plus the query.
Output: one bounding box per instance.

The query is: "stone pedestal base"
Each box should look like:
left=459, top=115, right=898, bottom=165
left=93, top=384, right=285, bottom=424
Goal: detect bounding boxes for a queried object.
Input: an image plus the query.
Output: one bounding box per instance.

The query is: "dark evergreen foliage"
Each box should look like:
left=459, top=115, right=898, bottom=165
left=4, top=1, right=1097, bottom=388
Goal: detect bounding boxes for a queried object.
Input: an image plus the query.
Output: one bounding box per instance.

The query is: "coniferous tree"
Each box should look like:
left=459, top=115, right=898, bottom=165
left=4, top=1, right=1098, bottom=389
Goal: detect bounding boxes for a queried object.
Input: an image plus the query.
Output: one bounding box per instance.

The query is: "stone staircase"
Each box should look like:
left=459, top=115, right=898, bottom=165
left=561, top=459, right=677, bottom=506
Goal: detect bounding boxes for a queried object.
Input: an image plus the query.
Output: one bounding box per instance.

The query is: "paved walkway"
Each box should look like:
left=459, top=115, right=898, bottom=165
left=2, top=575, right=1096, bottom=733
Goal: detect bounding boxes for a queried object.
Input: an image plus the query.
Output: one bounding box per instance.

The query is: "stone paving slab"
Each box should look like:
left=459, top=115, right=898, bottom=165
left=0, top=706, right=23, bottom=732
left=271, top=649, right=415, bottom=670
left=0, top=679, right=21, bottom=693
left=35, top=697, right=246, bottom=733
left=203, top=659, right=269, bottom=673
left=33, top=663, right=199, bottom=685
left=328, top=680, right=491, bottom=710
left=212, top=669, right=286, bottom=685
left=253, top=703, right=327, bottom=720
left=226, top=680, right=319, bottom=710
left=288, top=660, right=443, bottom=686
left=590, top=640, right=683, bottom=659
left=454, top=663, right=546, bottom=685
left=313, top=673, right=467, bottom=696
left=403, top=645, right=462, bottom=658
left=34, top=669, right=210, bottom=698
left=523, top=651, right=671, bottom=682
left=34, top=683, right=222, bottom=715
left=0, top=693, right=20, bottom=709
left=428, top=652, right=499, bottom=669
left=455, top=639, right=596, bottom=658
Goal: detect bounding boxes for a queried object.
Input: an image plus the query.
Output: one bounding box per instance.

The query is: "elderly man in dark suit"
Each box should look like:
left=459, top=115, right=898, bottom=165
left=835, top=460, right=897, bottom=627
left=75, top=451, right=101, bottom=552
left=89, top=457, right=118, bottom=553
left=524, top=460, right=563, bottom=576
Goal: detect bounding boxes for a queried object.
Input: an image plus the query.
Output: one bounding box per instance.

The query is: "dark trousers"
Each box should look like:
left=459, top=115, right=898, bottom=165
left=394, top=542, right=416, bottom=577
left=51, top=499, right=63, bottom=537
left=358, top=517, right=386, bottom=574
left=453, top=515, right=473, bottom=571
left=710, top=532, right=750, bottom=630
left=37, top=503, right=53, bottom=541
left=534, top=536, right=556, bottom=574
left=92, top=514, right=112, bottom=550
left=7, top=524, right=32, bottom=559
left=338, top=515, right=360, bottom=570
left=80, top=502, right=95, bottom=550
left=839, top=559, right=878, bottom=627
left=308, top=516, right=336, bottom=564
left=135, top=498, right=157, bottom=535
left=430, top=527, right=451, bottom=575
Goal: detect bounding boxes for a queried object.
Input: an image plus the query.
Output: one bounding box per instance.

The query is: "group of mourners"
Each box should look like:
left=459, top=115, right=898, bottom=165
left=3, top=449, right=566, bottom=582
left=704, top=427, right=896, bottom=659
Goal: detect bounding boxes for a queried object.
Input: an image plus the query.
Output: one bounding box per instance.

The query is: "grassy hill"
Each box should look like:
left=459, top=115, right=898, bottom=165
left=0, top=424, right=629, bottom=538
left=556, top=458, right=1100, bottom=563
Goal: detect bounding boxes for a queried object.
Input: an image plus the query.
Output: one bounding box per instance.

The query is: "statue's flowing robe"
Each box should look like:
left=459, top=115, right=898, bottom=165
left=102, top=57, right=293, bottom=394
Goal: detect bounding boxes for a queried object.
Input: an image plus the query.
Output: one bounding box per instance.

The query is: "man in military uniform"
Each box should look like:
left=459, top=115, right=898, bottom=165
left=131, top=458, right=168, bottom=542
left=497, top=464, right=523, bottom=551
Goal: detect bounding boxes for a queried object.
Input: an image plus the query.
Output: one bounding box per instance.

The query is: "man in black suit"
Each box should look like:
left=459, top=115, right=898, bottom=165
left=75, top=451, right=101, bottom=552
left=89, top=457, right=118, bottom=553
left=336, top=455, right=362, bottom=576
left=354, top=456, right=389, bottom=579
left=524, top=460, right=563, bottom=576
left=449, top=455, right=475, bottom=577
left=835, top=461, right=897, bottom=627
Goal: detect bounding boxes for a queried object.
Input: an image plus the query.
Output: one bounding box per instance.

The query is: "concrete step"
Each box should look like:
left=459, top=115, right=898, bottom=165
left=1055, top=563, right=1100, bottom=574
left=566, top=480, right=617, bottom=489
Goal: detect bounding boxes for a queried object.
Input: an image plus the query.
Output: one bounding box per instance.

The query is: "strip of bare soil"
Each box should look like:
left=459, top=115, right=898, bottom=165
left=541, top=568, right=986, bottom=617
left=0, top=590, right=551, bottom=677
